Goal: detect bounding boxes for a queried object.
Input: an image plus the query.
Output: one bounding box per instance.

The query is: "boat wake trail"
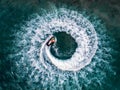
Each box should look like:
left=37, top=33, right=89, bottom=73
left=10, top=6, right=115, bottom=90
left=39, top=8, right=98, bottom=71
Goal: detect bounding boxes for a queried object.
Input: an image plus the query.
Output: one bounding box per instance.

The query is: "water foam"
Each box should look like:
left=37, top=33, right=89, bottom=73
left=10, top=6, right=115, bottom=89
left=38, top=8, right=98, bottom=71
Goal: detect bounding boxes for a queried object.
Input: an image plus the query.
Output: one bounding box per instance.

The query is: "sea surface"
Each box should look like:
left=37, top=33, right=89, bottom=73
left=0, top=0, right=120, bottom=90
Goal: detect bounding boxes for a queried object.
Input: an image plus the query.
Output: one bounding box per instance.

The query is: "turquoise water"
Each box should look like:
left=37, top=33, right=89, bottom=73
left=0, top=0, right=120, bottom=90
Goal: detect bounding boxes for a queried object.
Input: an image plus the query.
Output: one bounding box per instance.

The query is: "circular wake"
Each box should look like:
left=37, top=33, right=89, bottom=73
left=39, top=8, right=98, bottom=71
left=10, top=5, right=115, bottom=90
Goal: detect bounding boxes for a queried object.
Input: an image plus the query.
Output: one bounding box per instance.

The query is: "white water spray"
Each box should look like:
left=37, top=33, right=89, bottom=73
left=10, top=6, right=115, bottom=90
left=38, top=8, right=98, bottom=71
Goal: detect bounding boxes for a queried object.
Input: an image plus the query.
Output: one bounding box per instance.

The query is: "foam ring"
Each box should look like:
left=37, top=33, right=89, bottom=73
left=39, top=8, right=98, bottom=71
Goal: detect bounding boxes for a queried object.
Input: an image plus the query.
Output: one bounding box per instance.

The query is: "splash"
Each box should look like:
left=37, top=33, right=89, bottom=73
left=39, top=8, right=98, bottom=71
left=10, top=6, right=115, bottom=90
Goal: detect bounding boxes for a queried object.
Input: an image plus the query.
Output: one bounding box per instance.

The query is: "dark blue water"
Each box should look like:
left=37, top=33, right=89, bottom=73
left=0, top=0, right=120, bottom=90
left=50, top=32, right=78, bottom=60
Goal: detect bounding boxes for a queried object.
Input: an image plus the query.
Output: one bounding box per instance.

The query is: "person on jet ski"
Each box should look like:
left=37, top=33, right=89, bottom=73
left=46, top=37, right=55, bottom=46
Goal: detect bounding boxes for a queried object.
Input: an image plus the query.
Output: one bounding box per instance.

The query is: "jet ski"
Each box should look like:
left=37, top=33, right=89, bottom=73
left=46, top=37, right=55, bottom=46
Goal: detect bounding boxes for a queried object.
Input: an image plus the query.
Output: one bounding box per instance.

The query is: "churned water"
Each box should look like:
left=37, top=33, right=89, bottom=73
left=0, top=0, right=120, bottom=90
